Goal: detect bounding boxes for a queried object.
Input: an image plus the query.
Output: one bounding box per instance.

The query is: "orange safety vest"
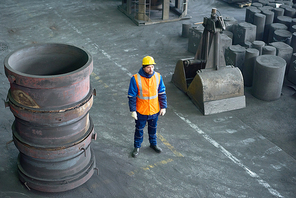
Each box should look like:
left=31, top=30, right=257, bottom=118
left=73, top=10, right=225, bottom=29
left=134, top=72, right=161, bottom=115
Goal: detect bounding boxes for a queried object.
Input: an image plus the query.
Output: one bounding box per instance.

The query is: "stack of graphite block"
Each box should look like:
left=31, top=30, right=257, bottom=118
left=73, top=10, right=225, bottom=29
left=187, top=0, right=296, bottom=101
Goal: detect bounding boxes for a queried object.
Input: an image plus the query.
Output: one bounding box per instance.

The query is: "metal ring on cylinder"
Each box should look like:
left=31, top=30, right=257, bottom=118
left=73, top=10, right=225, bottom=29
left=4, top=43, right=97, bottom=193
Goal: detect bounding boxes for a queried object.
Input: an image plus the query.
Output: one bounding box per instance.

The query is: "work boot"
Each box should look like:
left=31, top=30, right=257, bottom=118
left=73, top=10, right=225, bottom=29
left=150, top=145, right=162, bottom=153
left=132, top=148, right=139, bottom=158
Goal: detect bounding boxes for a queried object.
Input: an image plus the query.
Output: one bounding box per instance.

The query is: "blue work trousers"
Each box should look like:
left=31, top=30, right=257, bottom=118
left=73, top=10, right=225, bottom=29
left=134, top=116, right=158, bottom=148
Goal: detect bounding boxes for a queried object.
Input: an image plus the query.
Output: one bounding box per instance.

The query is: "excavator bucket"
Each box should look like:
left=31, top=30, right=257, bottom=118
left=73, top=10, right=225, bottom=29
left=187, top=66, right=245, bottom=115
left=171, top=58, right=205, bottom=93
left=172, top=8, right=246, bottom=115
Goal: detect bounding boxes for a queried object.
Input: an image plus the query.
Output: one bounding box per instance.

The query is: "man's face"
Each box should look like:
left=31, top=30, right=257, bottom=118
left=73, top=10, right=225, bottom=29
left=143, top=65, right=154, bottom=75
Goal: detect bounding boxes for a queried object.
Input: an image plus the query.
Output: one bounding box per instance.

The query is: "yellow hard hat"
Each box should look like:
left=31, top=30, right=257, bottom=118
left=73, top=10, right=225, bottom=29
left=142, top=56, right=156, bottom=66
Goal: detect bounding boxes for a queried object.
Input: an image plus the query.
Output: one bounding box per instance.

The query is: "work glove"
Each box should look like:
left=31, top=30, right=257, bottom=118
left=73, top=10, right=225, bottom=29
left=131, top=111, right=138, bottom=120
left=160, top=109, right=166, bottom=116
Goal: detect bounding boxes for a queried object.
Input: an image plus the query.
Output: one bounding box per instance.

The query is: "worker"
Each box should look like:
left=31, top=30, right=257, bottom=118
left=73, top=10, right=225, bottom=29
left=128, top=56, right=167, bottom=158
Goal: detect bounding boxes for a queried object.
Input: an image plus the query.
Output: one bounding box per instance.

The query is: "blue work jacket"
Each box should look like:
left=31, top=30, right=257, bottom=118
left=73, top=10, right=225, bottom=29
left=128, top=68, right=167, bottom=120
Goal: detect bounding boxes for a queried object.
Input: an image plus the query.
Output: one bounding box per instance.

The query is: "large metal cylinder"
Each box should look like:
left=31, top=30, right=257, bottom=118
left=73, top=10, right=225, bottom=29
left=268, top=23, right=287, bottom=44
left=243, top=48, right=259, bottom=87
left=253, top=13, right=266, bottom=40
left=262, top=46, right=276, bottom=55
left=4, top=43, right=97, bottom=192
left=274, top=29, right=292, bottom=44
left=245, top=6, right=261, bottom=24
left=252, top=55, right=286, bottom=101
left=261, top=9, right=274, bottom=43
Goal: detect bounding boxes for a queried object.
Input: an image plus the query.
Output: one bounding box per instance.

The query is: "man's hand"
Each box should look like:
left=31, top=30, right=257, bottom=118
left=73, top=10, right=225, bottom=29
left=160, top=109, right=166, bottom=116
left=131, top=111, right=138, bottom=120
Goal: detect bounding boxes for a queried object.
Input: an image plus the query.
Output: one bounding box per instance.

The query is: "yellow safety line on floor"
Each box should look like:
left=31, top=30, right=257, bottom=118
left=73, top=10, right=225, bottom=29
left=128, top=158, right=174, bottom=176
left=158, top=134, right=184, bottom=157
left=127, top=133, right=183, bottom=176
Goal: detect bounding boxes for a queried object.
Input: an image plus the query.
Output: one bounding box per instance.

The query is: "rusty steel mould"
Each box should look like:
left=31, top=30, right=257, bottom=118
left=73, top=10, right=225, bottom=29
left=4, top=43, right=97, bottom=192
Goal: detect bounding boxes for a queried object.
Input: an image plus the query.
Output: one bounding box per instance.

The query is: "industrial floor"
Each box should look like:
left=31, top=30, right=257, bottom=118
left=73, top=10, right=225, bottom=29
left=0, top=0, right=296, bottom=197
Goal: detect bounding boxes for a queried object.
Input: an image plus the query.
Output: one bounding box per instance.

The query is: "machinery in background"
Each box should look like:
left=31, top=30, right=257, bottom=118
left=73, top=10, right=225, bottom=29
left=221, top=0, right=252, bottom=8
left=118, top=0, right=191, bottom=25
left=172, top=8, right=246, bottom=115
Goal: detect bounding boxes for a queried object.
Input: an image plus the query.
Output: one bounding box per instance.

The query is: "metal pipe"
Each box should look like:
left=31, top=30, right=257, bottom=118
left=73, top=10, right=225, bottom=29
left=4, top=43, right=97, bottom=193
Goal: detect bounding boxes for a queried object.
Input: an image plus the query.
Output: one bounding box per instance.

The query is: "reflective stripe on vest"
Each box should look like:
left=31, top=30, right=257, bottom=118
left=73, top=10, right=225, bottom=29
left=134, top=72, right=160, bottom=115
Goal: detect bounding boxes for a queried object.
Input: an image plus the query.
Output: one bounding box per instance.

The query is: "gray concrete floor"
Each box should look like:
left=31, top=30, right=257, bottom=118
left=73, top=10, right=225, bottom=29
left=0, top=0, right=296, bottom=197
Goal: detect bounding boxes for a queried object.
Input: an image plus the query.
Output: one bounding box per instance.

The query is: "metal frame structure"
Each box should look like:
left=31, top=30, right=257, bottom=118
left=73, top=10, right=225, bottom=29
left=118, top=0, right=191, bottom=25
